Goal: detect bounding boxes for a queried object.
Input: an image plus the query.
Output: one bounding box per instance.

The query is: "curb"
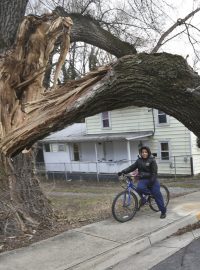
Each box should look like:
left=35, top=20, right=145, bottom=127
left=68, top=213, right=200, bottom=270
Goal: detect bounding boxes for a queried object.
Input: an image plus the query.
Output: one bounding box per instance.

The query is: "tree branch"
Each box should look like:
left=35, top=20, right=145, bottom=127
left=53, top=6, right=137, bottom=57
left=151, top=7, right=200, bottom=53
left=1, top=53, right=200, bottom=157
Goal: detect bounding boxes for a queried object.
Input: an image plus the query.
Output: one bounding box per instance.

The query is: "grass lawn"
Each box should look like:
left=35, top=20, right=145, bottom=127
left=42, top=181, right=122, bottom=224
left=41, top=177, right=200, bottom=225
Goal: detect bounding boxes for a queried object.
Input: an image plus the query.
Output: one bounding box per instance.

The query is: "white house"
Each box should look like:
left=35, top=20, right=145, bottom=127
left=40, top=106, right=200, bottom=180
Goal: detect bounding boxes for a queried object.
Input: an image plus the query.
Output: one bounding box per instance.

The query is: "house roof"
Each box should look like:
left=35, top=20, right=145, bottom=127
left=41, top=123, right=153, bottom=143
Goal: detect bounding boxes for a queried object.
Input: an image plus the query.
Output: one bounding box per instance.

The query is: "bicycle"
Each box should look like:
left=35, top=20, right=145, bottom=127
left=112, top=173, right=170, bottom=222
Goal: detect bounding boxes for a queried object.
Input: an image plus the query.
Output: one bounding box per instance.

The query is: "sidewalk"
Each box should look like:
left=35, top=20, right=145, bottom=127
left=1, top=191, right=200, bottom=270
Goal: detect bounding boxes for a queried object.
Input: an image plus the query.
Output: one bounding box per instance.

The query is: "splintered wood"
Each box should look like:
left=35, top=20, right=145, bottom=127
left=0, top=12, right=109, bottom=156
left=0, top=13, right=74, bottom=156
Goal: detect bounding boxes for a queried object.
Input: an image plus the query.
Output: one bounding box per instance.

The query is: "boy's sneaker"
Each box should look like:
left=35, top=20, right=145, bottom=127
left=160, top=213, right=166, bottom=219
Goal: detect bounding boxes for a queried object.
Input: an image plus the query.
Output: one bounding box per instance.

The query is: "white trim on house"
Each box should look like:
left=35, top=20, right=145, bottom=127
left=42, top=123, right=153, bottom=143
left=126, top=133, right=153, bottom=141
left=100, top=111, right=112, bottom=130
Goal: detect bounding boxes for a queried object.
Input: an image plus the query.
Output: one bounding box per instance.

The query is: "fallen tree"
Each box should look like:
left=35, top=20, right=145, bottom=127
left=1, top=2, right=200, bottom=235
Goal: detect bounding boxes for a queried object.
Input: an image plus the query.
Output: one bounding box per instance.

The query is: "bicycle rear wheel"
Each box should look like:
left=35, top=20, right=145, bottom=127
left=149, top=184, right=170, bottom=212
left=112, top=191, right=138, bottom=222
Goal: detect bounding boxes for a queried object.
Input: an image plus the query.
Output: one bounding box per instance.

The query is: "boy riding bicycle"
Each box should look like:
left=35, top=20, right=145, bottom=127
left=118, top=146, right=167, bottom=219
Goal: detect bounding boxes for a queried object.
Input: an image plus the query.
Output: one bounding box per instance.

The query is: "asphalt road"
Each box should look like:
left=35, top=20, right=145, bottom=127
left=151, top=238, right=200, bottom=270
left=108, top=237, right=200, bottom=270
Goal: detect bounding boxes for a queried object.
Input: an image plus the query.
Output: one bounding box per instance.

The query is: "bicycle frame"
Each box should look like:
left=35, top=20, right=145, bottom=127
left=122, top=174, right=151, bottom=206
left=123, top=175, right=137, bottom=192
left=122, top=175, right=138, bottom=206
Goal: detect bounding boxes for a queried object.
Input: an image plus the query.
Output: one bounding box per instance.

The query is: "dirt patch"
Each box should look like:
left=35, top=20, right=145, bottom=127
left=174, top=221, right=200, bottom=236
left=0, top=182, right=118, bottom=253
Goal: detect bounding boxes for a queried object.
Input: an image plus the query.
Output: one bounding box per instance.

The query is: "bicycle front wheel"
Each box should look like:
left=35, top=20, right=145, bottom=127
left=112, top=191, right=138, bottom=222
left=149, top=184, right=170, bottom=212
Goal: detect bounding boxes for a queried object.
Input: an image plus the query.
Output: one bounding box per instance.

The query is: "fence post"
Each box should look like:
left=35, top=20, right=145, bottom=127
left=174, top=156, right=177, bottom=180
left=70, top=162, right=72, bottom=173
left=64, top=163, right=68, bottom=181
left=96, top=161, right=99, bottom=182
left=190, top=156, right=194, bottom=176
left=53, top=171, right=55, bottom=184
left=44, top=162, right=48, bottom=180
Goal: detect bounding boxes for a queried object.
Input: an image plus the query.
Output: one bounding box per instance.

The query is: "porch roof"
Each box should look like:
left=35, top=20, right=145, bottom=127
left=42, top=123, right=153, bottom=143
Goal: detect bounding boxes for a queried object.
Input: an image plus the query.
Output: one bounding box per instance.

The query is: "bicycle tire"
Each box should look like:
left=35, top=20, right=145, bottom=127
left=112, top=190, right=138, bottom=222
left=149, top=184, right=170, bottom=212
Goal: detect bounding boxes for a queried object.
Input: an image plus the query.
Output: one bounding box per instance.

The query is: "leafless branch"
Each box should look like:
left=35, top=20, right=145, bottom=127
left=186, top=23, right=200, bottom=34
left=151, top=7, right=200, bottom=53
left=80, top=0, right=95, bottom=14
left=185, top=22, right=200, bottom=62
left=161, top=29, right=187, bottom=46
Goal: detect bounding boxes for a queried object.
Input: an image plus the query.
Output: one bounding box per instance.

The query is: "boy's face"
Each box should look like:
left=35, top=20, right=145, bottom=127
left=141, top=149, right=148, bottom=159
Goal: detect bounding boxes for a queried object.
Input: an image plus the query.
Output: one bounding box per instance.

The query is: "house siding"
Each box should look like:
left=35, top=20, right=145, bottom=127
left=143, top=110, right=191, bottom=175
left=86, top=107, right=192, bottom=175
left=86, top=106, right=154, bottom=134
left=42, top=107, right=196, bottom=176
left=43, top=143, right=71, bottom=171
left=190, top=132, right=200, bottom=174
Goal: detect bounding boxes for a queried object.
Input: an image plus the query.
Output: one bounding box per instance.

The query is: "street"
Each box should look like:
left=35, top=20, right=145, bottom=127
left=106, top=233, right=200, bottom=270
left=151, top=238, right=200, bottom=270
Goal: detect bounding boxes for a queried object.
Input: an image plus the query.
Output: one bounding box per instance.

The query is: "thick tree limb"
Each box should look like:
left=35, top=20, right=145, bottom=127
left=1, top=53, right=200, bottom=156
left=54, top=7, right=137, bottom=57
left=1, top=12, right=200, bottom=158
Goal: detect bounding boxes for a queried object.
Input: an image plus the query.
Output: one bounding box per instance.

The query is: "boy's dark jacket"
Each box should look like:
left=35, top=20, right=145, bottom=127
left=122, top=147, right=157, bottom=182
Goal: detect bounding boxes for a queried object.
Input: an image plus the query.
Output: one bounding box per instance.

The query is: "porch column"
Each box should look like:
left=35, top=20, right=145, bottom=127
left=68, top=143, right=72, bottom=173
left=127, top=140, right=132, bottom=165
left=94, top=142, right=99, bottom=181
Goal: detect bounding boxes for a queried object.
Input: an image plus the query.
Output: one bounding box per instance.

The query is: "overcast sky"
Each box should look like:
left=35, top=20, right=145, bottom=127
left=157, top=0, right=200, bottom=72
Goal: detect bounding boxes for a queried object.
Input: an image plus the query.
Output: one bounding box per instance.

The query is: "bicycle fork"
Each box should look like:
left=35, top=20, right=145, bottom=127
left=123, top=187, right=132, bottom=207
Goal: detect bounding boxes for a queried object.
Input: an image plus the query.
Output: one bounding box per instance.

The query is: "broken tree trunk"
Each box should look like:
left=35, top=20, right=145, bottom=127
left=0, top=12, right=73, bottom=235
left=0, top=152, right=53, bottom=235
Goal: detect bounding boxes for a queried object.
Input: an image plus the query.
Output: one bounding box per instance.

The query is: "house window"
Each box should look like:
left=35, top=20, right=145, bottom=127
left=44, top=143, right=66, bottom=152
left=51, top=143, right=58, bottom=152
left=160, top=142, right=170, bottom=160
left=158, top=110, right=167, bottom=124
left=102, top=111, right=110, bottom=128
left=73, top=143, right=80, bottom=161
left=58, top=144, right=66, bottom=152
left=44, top=143, right=50, bottom=152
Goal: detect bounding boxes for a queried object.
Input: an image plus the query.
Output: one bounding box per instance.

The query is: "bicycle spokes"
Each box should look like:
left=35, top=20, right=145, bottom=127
left=112, top=191, right=138, bottom=222
left=122, top=192, right=131, bottom=207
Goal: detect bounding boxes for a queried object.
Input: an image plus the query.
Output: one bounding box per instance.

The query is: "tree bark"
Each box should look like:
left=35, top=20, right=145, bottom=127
left=0, top=9, right=74, bottom=235
left=54, top=7, right=137, bottom=57
left=0, top=152, right=53, bottom=235
left=1, top=52, right=200, bottom=158
left=0, top=0, right=28, bottom=52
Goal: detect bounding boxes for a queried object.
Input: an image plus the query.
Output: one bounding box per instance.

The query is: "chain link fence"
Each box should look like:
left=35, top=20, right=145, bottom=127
left=35, top=154, right=200, bottom=183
